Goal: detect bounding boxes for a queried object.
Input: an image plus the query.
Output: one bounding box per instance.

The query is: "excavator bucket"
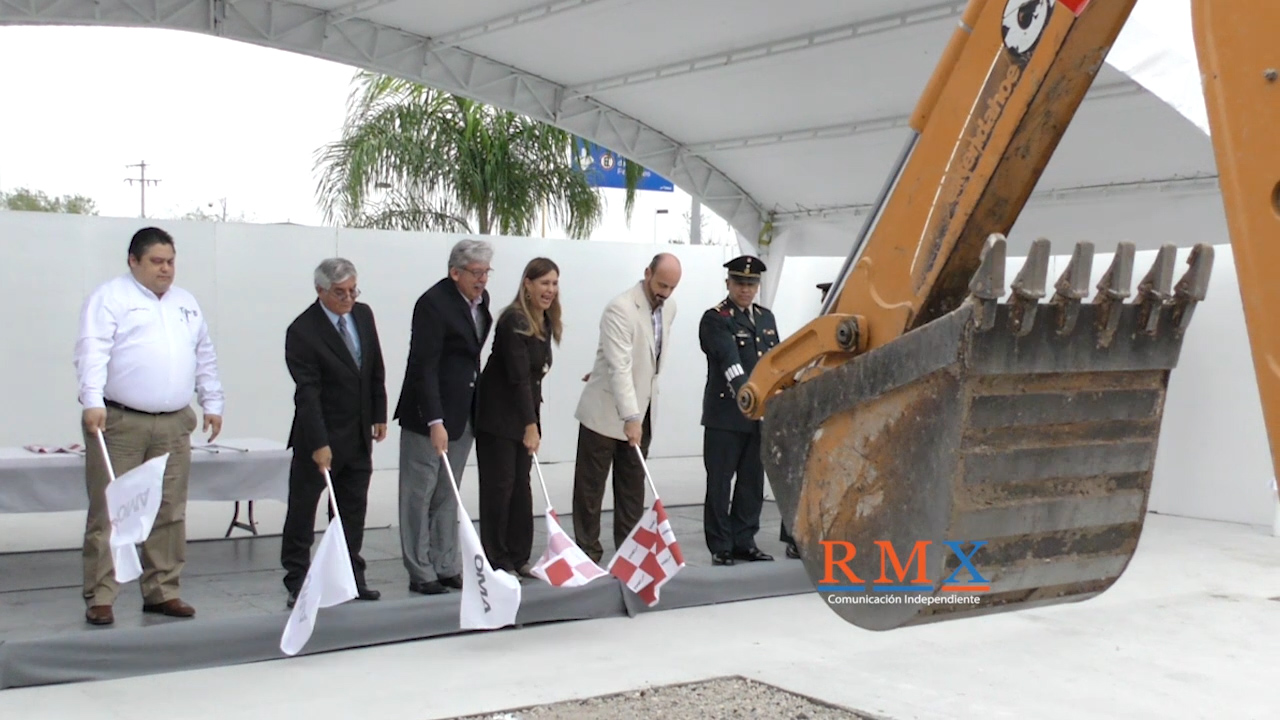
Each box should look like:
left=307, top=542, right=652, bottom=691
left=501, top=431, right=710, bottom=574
left=763, top=235, right=1214, bottom=631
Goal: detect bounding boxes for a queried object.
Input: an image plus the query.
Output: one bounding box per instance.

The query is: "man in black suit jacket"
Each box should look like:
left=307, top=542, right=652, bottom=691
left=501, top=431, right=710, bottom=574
left=281, top=258, right=388, bottom=606
left=393, top=238, right=494, bottom=595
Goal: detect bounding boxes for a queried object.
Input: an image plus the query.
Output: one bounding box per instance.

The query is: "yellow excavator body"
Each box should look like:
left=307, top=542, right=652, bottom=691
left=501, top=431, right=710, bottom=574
left=740, top=0, right=1280, bottom=630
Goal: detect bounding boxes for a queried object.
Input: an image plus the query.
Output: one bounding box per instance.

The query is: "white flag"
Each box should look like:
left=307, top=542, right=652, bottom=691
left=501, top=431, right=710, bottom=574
left=458, top=502, right=521, bottom=630
left=280, top=514, right=358, bottom=656
left=104, top=454, right=167, bottom=584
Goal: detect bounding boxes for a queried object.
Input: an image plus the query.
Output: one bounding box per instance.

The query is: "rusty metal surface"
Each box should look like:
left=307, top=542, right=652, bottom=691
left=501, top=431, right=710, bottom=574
left=761, top=240, right=1213, bottom=631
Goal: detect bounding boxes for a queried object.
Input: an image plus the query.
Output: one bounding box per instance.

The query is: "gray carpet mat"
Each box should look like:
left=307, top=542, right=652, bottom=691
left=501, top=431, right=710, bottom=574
left=0, top=502, right=811, bottom=690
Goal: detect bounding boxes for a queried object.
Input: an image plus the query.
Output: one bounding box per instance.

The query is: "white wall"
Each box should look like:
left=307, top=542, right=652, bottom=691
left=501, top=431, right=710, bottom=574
left=0, top=212, right=738, bottom=462
left=0, top=212, right=740, bottom=550
left=0, top=212, right=1274, bottom=554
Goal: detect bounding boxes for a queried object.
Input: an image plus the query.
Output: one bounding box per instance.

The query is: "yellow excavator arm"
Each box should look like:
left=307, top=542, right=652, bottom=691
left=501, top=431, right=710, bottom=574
left=742, top=0, right=1280, bottom=630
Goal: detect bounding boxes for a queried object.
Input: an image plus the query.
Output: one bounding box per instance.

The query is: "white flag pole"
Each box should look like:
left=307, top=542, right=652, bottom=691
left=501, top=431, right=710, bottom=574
left=94, top=428, right=117, bottom=484
left=440, top=452, right=465, bottom=507
left=531, top=453, right=554, bottom=512
left=632, top=444, right=660, bottom=500
left=321, top=468, right=340, bottom=518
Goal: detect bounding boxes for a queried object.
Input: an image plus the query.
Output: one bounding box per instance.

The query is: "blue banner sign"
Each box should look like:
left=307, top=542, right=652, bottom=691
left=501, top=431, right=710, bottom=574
left=575, top=140, right=674, bottom=192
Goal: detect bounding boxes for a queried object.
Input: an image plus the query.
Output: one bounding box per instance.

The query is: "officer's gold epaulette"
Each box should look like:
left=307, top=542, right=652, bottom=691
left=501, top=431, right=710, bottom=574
left=713, top=300, right=732, bottom=317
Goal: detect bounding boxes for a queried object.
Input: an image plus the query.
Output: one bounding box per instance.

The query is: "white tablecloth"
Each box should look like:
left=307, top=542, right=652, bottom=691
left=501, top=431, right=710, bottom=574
left=0, top=438, right=292, bottom=513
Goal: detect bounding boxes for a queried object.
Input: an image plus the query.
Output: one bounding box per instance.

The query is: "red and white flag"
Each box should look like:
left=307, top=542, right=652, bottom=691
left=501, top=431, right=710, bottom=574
left=607, top=498, right=685, bottom=606
left=530, top=509, right=607, bottom=587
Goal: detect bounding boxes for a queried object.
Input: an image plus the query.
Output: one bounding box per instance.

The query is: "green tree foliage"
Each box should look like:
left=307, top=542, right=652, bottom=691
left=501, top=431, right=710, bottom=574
left=314, top=72, right=641, bottom=239
left=1, top=187, right=98, bottom=215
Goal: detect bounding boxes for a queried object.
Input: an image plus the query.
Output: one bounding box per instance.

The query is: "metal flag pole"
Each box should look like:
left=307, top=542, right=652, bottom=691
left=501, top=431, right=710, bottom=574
left=632, top=445, right=660, bottom=500
left=321, top=468, right=341, bottom=518
left=440, top=452, right=465, bottom=508
left=94, top=428, right=117, bottom=485
left=531, top=453, right=554, bottom=512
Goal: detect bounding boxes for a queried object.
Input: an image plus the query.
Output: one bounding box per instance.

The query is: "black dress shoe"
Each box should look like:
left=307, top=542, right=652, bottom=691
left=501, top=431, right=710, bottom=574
left=733, top=547, right=775, bottom=562
left=409, top=580, right=448, bottom=595
left=439, top=574, right=463, bottom=590
left=786, top=542, right=801, bottom=559
left=356, top=587, right=381, bottom=601
left=711, top=551, right=735, bottom=566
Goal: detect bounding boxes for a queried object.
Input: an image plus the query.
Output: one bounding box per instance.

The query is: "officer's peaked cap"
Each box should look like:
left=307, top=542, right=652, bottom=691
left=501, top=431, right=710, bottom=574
left=724, top=255, right=766, bottom=283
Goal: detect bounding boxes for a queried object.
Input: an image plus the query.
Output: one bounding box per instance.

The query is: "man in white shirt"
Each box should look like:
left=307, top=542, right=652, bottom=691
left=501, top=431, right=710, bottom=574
left=572, top=253, right=681, bottom=562
left=74, top=227, right=224, bottom=626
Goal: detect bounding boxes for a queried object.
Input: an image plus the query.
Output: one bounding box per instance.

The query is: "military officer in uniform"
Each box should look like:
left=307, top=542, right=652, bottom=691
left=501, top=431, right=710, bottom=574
left=698, top=255, right=782, bottom=566
left=776, top=281, right=834, bottom=560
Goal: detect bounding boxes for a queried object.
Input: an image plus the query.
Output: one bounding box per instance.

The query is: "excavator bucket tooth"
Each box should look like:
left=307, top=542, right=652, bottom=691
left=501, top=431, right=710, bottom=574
left=1170, top=244, right=1215, bottom=337
left=1092, top=242, right=1136, bottom=349
left=1006, top=238, right=1050, bottom=337
left=1134, top=244, right=1178, bottom=337
left=967, top=234, right=1007, bottom=331
left=762, top=239, right=1212, bottom=631
left=1050, top=242, right=1095, bottom=336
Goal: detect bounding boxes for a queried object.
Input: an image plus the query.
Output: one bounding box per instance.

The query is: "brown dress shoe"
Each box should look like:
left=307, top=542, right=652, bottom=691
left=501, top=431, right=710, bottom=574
left=85, top=605, right=114, bottom=625
left=142, top=598, right=196, bottom=618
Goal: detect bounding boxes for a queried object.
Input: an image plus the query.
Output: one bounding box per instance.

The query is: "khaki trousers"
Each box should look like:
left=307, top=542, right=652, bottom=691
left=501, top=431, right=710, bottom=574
left=82, top=404, right=197, bottom=606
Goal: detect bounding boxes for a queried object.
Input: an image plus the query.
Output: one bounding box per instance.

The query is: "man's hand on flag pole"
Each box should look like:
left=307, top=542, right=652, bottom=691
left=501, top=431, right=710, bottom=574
left=280, top=469, right=358, bottom=656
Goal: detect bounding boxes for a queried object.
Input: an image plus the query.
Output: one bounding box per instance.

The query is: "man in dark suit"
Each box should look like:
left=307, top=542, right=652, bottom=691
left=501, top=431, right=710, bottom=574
left=394, top=238, right=494, bottom=595
left=281, top=257, right=387, bottom=607
left=699, top=255, right=782, bottom=566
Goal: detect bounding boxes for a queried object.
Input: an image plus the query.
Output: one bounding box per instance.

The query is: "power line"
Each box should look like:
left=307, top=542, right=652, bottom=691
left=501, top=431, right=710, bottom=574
left=124, top=161, right=161, bottom=218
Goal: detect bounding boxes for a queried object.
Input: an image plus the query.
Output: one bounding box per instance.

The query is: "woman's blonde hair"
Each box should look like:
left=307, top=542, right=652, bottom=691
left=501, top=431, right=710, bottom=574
left=507, top=257, right=562, bottom=344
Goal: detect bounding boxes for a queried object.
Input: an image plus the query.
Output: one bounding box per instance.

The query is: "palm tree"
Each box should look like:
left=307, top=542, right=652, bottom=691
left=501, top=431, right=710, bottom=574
left=314, top=71, right=644, bottom=238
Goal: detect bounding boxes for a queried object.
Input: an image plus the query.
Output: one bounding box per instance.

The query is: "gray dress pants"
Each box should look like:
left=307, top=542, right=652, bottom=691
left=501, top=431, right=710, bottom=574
left=398, top=423, right=474, bottom=584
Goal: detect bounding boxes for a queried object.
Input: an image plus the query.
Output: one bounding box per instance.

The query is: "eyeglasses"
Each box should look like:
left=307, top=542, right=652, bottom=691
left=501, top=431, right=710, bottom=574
left=461, top=267, right=492, bottom=279
left=328, top=287, right=361, bottom=300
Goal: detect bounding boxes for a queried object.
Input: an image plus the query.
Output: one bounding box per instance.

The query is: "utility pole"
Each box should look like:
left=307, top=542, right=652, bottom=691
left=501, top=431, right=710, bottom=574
left=124, top=161, right=161, bottom=218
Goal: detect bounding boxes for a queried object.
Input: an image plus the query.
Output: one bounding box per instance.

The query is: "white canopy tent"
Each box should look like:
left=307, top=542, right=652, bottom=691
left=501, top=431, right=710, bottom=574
left=0, top=0, right=1221, bottom=290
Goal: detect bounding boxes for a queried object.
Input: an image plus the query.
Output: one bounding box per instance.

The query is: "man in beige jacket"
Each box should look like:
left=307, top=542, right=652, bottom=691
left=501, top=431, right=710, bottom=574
left=572, top=253, right=681, bottom=562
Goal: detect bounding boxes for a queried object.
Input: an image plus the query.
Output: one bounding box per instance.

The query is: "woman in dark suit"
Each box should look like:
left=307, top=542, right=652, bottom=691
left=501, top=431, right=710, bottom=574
left=475, top=257, right=563, bottom=577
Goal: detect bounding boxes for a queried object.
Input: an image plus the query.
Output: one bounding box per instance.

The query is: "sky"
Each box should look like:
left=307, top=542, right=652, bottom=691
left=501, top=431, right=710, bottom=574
left=0, top=24, right=737, bottom=246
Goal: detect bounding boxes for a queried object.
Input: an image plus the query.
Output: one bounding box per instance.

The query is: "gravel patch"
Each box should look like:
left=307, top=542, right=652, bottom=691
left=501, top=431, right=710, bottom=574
left=453, top=676, right=877, bottom=720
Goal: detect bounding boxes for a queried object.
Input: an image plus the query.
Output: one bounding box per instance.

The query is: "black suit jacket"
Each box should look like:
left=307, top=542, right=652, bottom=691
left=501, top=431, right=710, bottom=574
left=393, top=277, right=492, bottom=439
left=285, top=300, right=388, bottom=466
left=475, top=309, right=553, bottom=442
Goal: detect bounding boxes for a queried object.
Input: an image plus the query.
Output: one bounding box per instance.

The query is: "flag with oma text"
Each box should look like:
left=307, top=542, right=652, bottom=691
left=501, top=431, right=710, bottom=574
left=458, top=501, right=522, bottom=630
left=104, top=453, right=167, bottom=583
left=607, top=498, right=685, bottom=606
left=280, top=514, right=358, bottom=656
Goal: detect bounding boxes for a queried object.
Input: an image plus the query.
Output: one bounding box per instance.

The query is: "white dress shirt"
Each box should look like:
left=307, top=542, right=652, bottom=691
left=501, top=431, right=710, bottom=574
left=652, top=305, right=663, bottom=359
left=74, top=274, right=225, bottom=415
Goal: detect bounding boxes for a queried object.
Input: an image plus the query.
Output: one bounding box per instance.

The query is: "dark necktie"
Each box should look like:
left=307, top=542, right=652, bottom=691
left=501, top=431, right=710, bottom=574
left=338, top=316, right=361, bottom=366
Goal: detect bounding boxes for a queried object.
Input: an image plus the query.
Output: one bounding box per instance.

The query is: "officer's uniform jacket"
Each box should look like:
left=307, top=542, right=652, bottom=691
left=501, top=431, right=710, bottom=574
left=698, top=297, right=780, bottom=434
